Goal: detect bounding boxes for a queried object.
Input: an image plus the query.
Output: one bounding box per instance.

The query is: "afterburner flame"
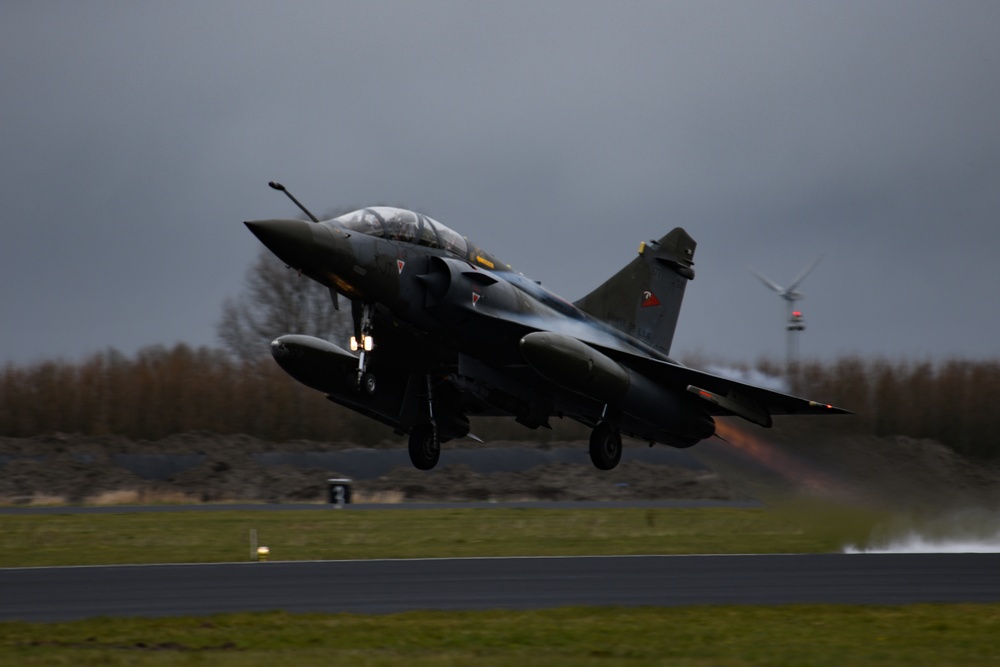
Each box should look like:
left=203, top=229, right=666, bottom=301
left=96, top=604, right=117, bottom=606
left=713, top=419, right=849, bottom=500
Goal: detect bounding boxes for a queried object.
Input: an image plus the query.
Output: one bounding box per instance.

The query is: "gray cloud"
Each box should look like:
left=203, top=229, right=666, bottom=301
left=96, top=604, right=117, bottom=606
left=2, top=1, right=999, bottom=364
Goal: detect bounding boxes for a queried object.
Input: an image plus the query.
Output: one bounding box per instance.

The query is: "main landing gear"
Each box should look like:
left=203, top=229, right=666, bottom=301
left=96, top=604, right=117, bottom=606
left=408, top=423, right=440, bottom=471
left=408, top=374, right=440, bottom=470
left=589, top=421, right=622, bottom=470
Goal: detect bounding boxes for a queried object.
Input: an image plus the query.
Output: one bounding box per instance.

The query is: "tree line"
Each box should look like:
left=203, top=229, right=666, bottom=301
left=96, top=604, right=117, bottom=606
left=790, top=356, right=1000, bottom=459
left=0, top=345, right=387, bottom=443
left=1, top=345, right=998, bottom=458
left=3, top=246, right=995, bottom=455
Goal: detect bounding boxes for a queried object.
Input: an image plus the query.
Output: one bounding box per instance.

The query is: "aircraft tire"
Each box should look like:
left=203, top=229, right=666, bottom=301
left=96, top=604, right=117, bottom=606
left=361, top=372, right=377, bottom=395
left=589, top=422, right=622, bottom=470
left=408, top=423, right=440, bottom=470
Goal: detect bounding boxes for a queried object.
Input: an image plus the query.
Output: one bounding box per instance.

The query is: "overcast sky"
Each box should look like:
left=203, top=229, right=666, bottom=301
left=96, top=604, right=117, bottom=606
left=3, top=2, right=999, bottom=367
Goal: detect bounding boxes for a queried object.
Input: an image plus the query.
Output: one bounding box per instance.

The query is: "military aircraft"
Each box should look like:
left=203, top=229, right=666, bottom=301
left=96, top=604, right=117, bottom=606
left=245, top=182, right=848, bottom=471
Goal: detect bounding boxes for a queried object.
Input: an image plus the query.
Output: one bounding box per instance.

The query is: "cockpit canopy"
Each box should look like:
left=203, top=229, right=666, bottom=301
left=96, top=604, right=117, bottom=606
left=333, top=207, right=467, bottom=255
left=331, top=207, right=503, bottom=270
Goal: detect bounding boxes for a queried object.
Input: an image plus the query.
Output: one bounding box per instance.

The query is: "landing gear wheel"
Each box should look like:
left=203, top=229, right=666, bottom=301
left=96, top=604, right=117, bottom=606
left=589, top=422, right=622, bottom=470
left=408, top=423, right=440, bottom=470
left=361, top=372, right=377, bottom=395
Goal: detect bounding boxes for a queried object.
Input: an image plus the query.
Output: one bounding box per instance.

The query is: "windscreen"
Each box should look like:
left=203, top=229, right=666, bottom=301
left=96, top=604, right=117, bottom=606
left=333, top=207, right=473, bottom=259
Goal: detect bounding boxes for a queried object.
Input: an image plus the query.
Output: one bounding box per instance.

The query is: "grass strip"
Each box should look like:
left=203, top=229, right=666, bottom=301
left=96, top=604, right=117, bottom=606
left=1, top=604, right=999, bottom=666
left=0, top=505, right=883, bottom=567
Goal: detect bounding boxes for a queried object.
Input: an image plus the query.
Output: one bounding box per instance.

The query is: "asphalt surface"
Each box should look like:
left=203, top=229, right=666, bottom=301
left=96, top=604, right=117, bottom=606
left=3, top=553, right=999, bottom=621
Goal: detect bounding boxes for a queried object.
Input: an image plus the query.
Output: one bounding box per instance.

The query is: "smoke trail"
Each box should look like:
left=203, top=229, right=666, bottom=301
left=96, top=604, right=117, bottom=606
left=689, top=384, right=1000, bottom=553
left=704, top=365, right=789, bottom=393
left=711, top=425, right=1000, bottom=553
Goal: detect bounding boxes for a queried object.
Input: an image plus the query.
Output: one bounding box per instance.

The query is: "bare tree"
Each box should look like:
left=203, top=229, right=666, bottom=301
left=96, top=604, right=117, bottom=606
left=217, top=249, right=353, bottom=362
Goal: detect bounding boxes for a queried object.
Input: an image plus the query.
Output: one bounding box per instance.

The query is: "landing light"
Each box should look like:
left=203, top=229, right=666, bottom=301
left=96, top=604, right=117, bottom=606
left=350, top=336, right=374, bottom=352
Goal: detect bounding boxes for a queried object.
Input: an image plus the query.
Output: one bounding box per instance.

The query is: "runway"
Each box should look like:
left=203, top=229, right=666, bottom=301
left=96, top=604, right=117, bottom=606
left=3, top=553, right=999, bottom=621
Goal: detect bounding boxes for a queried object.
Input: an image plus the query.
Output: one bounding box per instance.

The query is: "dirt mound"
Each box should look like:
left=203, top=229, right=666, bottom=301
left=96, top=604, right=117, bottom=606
left=2, top=432, right=997, bottom=508
left=0, top=434, right=739, bottom=505
left=361, top=461, right=736, bottom=503
left=0, top=455, right=149, bottom=504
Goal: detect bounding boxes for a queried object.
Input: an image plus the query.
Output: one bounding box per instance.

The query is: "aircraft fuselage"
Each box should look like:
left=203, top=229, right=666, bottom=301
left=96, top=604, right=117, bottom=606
left=245, top=201, right=847, bottom=471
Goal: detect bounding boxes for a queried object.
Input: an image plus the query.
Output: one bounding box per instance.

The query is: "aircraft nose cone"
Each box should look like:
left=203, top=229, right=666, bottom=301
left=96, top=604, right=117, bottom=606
left=244, top=219, right=316, bottom=269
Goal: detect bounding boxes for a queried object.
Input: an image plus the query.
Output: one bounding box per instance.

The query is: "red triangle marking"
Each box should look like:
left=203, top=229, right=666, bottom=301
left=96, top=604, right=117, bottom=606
left=641, top=291, right=661, bottom=307
left=472, top=293, right=481, bottom=306
left=397, top=260, right=405, bottom=274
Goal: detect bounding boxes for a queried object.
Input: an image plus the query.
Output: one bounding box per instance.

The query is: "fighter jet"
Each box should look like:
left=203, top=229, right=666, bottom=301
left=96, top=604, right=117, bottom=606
left=245, top=183, right=848, bottom=471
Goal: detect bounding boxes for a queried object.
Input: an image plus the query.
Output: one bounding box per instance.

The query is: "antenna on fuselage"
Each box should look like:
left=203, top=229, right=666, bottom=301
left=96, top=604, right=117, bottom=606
left=268, top=181, right=341, bottom=311
left=268, top=181, right=320, bottom=223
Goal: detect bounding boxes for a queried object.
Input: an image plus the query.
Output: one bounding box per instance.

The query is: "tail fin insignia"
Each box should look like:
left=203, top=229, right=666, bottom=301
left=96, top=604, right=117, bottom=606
left=574, top=228, right=696, bottom=355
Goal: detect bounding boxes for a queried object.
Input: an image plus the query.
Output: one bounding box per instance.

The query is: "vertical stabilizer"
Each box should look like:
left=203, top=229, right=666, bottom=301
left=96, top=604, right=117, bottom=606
left=574, top=228, right=696, bottom=354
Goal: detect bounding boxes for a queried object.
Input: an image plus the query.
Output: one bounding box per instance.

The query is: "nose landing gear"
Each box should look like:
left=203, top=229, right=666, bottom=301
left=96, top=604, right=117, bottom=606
left=351, top=302, right=376, bottom=394
left=359, top=371, right=376, bottom=395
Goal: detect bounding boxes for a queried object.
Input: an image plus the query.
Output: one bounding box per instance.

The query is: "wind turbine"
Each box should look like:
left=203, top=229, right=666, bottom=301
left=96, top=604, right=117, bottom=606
left=748, top=254, right=825, bottom=369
